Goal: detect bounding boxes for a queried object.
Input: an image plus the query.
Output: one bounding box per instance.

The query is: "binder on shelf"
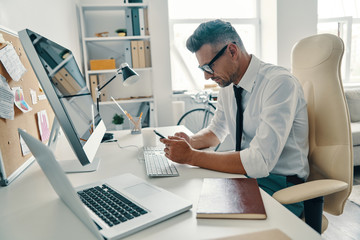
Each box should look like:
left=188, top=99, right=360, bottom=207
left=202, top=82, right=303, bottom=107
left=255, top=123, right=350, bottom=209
left=138, top=8, right=145, bottom=36
left=124, top=42, right=133, bottom=68
left=144, top=8, right=150, bottom=35
left=131, top=8, right=140, bottom=36
left=130, top=40, right=140, bottom=68
left=125, top=8, right=133, bottom=36
left=137, top=102, right=150, bottom=127
left=144, top=40, right=151, bottom=67
left=138, top=40, right=146, bottom=68
left=89, top=74, right=98, bottom=102
left=98, top=75, right=108, bottom=102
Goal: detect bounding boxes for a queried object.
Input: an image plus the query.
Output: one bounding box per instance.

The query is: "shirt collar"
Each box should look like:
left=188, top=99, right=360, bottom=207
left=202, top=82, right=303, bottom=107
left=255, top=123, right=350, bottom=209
left=234, top=55, right=260, bottom=93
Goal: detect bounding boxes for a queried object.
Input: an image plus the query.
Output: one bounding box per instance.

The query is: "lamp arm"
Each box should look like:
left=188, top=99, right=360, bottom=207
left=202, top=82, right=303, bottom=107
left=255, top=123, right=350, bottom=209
left=97, top=69, right=122, bottom=92
left=96, top=68, right=122, bottom=112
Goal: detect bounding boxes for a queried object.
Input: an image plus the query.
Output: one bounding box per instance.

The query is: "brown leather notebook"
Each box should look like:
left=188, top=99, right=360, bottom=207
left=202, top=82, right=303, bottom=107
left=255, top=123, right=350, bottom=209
left=196, top=178, right=267, bottom=219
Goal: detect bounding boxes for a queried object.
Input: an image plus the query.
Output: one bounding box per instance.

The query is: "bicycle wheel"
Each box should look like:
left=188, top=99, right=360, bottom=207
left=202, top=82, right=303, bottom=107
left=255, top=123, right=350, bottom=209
left=177, top=108, right=214, bottom=134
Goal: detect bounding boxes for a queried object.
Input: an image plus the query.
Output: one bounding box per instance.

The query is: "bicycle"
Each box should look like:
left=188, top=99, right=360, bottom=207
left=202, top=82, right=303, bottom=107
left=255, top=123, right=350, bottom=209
left=177, top=91, right=221, bottom=150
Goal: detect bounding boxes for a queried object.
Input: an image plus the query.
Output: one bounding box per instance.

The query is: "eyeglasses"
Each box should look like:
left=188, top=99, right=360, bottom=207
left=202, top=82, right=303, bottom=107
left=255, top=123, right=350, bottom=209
left=198, top=43, right=232, bottom=74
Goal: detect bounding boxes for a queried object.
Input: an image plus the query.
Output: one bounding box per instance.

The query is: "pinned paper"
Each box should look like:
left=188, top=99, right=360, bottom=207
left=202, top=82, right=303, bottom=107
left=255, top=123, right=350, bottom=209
left=19, top=130, right=31, bottom=156
left=13, top=87, right=32, bottom=113
left=37, top=110, right=50, bottom=142
left=0, top=44, right=26, bottom=81
left=38, top=94, right=46, bottom=101
left=0, top=74, right=14, bottom=119
left=30, top=88, right=37, bottom=104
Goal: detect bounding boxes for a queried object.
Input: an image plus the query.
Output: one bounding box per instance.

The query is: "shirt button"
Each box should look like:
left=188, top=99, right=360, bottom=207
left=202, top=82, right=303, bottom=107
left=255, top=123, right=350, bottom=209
left=242, top=136, right=245, bottom=141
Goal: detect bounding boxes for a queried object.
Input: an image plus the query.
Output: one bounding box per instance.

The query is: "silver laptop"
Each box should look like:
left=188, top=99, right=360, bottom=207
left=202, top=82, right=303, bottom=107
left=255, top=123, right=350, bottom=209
left=19, top=129, right=192, bottom=240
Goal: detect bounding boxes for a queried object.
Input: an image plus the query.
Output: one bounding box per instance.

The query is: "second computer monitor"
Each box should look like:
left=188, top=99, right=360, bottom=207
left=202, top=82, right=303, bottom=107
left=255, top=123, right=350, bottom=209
left=19, top=29, right=106, bottom=167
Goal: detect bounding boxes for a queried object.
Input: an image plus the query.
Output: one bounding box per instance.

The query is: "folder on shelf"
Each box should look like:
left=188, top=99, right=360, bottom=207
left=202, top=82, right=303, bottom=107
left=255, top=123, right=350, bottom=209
left=89, top=74, right=98, bottom=102
left=125, top=8, right=133, bottom=36
left=90, top=59, right=116, bottom=70
left=98, top=75, right=108, bottom=102
left=131, top=8, right=140, bottom=36
left=131, top=40, right=140, bottom=68
left=144, top=8, right=150, bottom=35
left=138, top=40, right=146, bottom=68
left=137, top=102, right=150, bottom=127
left=124, top=41, right=133, bottom=68
left=139, top=8, right=145, bottom=36
left=144, top=40, right=151, bottom=67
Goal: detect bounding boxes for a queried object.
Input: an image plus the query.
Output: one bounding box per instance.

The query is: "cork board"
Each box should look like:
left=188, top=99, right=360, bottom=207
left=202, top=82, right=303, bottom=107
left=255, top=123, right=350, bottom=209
left=0, top=27, right=54, bottom=185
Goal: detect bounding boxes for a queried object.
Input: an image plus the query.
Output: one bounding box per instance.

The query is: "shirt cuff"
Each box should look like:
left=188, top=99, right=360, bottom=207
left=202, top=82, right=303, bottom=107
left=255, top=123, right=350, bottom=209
left=207, top=123, right=227, bottom=143
left=240, top=148, right=270, bottom=178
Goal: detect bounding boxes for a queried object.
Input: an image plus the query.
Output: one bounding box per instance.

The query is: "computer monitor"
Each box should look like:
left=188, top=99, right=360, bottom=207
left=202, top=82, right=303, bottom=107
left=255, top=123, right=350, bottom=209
left=19, top=29, right=106, bottom=172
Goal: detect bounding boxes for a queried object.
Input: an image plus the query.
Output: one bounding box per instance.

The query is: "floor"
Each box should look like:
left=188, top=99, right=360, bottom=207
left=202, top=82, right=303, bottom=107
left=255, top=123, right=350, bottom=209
left=322, top=166, right=360, bottom=240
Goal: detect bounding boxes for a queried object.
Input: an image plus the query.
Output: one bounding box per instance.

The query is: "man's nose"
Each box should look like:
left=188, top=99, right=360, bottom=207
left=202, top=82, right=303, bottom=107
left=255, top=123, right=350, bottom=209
left=204, top=71, right=213, bottom=80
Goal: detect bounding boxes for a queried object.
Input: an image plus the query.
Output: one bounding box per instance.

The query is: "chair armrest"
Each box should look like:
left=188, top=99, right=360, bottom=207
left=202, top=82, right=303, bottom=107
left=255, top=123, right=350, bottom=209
left=272, top=179, right=348, bottom=204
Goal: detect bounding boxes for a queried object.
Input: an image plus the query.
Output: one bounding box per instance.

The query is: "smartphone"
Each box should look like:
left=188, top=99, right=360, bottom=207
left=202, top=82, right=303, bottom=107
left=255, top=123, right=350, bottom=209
left=153, top=130, right=166, bottom=139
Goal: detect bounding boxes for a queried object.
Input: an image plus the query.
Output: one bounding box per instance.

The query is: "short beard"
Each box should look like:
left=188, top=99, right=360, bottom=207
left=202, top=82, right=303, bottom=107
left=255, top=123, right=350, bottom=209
left=214, top=72, right=238, bottom=88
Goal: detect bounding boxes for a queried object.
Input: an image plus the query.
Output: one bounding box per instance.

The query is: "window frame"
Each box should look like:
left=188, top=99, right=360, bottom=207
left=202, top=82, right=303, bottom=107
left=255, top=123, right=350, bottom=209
left=168, top=1, right=261, bottom=91
left=318, top=17, right=353, bottom=83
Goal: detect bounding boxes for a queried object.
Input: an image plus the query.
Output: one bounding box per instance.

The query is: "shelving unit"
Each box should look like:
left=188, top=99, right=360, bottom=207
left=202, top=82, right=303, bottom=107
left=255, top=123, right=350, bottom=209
left=78, top=0, right=157, bottom=129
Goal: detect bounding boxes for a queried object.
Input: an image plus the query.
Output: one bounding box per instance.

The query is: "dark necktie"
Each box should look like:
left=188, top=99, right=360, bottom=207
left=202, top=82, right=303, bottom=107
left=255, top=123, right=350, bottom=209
left=233, top=85, right=243, bottom=151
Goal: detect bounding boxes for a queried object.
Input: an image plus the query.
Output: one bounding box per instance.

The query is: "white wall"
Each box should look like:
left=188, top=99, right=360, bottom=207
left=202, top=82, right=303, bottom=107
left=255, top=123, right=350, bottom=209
left=0, top=0, right=82, bottom=67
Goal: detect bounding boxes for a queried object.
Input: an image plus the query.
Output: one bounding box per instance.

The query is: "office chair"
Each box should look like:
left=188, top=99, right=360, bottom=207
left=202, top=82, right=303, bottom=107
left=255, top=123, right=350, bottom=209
left=272, top=34, right=353, bottom=234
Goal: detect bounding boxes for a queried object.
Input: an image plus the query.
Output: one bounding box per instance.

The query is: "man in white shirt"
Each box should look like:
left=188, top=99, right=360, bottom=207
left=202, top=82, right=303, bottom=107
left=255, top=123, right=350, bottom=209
left=160, top=19, right=309, bottom=217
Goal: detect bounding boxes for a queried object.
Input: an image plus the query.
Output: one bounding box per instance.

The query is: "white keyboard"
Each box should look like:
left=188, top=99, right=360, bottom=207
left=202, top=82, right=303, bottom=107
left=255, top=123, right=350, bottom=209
left=143, top=147, right=179, bottom=177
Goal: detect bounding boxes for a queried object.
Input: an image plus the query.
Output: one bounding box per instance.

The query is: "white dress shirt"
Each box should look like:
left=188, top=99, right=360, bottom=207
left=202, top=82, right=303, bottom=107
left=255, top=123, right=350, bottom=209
left=208, top=55, right=309, bottom=179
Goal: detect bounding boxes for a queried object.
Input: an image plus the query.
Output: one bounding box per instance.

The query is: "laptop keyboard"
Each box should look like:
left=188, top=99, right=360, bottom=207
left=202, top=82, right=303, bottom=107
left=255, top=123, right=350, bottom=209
left=78, top=184, right=148, bottom=227
left=143, top=146, right=179, bottom=177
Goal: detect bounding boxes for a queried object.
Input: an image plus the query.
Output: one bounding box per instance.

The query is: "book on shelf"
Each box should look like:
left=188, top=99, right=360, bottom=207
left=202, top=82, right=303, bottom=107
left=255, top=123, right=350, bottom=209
left=196, top=178, right=267, bottom=220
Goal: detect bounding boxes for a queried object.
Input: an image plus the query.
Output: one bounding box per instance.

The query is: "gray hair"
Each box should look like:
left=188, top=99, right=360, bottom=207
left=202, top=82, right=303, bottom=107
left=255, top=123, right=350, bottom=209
left=186, top=19, right=246, bottom=53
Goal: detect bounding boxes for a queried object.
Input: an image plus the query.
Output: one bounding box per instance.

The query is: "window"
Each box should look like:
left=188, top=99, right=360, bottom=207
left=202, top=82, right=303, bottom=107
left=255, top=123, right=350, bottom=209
left=318, top=0, right=360, bottom=84
left=168, top=0, right=260, bottom=91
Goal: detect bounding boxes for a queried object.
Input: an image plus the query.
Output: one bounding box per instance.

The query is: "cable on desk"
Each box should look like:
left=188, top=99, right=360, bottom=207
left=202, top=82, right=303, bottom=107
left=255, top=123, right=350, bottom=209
left=115, top=141, right=143, bottom=161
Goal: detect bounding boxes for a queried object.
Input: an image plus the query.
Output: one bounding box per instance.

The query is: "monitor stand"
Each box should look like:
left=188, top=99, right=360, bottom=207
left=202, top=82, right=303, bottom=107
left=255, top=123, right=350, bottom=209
left=48, top=118, right=101, bottom=173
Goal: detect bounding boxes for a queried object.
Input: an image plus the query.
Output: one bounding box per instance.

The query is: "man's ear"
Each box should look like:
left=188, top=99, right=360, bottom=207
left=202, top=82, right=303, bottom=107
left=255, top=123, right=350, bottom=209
left=228, top=43, right=238, bottom=58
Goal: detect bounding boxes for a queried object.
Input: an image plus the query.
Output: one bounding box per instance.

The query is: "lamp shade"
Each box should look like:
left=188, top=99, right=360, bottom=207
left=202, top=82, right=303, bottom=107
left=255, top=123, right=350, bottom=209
left=120, top=63, right=140, bottom=86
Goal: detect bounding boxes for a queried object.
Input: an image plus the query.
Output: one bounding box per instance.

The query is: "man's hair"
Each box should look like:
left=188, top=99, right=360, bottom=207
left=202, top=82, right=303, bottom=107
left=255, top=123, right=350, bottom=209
left=186, top=19, right=245, bottom=53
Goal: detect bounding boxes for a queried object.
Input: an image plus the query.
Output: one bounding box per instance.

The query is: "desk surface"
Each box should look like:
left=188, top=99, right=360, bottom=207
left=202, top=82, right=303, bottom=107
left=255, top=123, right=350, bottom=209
left=0, top=126, right=321, bottom=240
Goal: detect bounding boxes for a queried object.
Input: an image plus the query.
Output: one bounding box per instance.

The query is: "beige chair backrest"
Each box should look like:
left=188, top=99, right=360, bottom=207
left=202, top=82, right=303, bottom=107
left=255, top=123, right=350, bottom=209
left=291, top=34, right=353, bottom=215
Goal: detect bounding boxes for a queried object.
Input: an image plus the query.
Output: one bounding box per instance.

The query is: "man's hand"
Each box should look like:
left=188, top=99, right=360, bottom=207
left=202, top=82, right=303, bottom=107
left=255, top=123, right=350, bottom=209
left=160, top=136, right=194, bottom=165
left=174, top=132, right=191, bottom=145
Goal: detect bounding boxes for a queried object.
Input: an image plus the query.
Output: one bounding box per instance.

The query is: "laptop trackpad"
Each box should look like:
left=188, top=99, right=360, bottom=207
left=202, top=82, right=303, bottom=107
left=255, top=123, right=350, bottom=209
left=125, top=183, right=160, bottom=199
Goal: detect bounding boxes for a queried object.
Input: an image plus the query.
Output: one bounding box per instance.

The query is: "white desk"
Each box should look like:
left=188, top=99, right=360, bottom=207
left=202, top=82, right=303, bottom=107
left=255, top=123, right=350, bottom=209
left=0, top=126, right=321, bottom=240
